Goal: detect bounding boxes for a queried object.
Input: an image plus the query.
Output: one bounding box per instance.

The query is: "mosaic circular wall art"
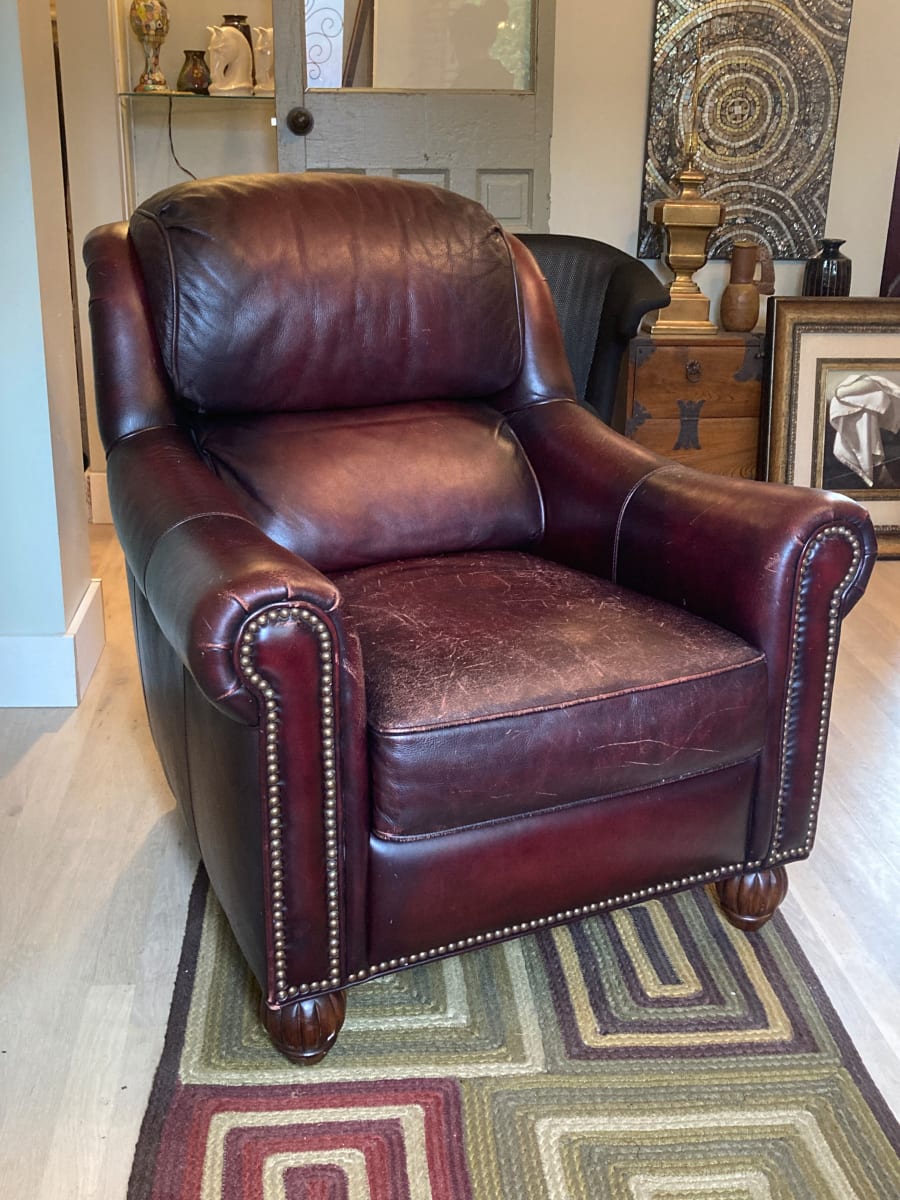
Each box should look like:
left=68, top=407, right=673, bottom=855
left=638, top=0, right=854, bottom=261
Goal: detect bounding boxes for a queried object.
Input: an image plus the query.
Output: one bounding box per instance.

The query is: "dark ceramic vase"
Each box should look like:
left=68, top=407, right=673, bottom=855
left=222, top=14, right=255, bottom=83
left=176, top=49, right=211, bottom=94
left=802, top=239, right=852, bottom=297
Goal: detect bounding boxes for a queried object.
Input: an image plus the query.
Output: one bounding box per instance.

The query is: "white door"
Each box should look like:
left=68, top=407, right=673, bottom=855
left=272, top=0, right=555, bottom=232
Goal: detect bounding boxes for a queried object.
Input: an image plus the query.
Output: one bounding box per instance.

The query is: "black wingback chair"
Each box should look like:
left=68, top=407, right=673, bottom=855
left=518, top=233, right=669, bottom=423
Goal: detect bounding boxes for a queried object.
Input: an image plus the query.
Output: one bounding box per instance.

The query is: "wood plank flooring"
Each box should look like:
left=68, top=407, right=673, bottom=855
left=0, top=526, right=897, bottom=1197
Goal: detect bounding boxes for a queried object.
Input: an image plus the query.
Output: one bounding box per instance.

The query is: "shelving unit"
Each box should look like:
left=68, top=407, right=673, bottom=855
left=118, top=90, right=276, bottom=99
left=118, top=90, right=277, bottom=209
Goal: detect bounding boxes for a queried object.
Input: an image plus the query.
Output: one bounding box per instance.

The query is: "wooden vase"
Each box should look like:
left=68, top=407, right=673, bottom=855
left=720, top=241, right=761, bottom=332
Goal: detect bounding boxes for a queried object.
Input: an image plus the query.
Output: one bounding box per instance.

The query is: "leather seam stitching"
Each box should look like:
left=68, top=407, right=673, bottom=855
left=140, top=511, right=260, bottom=593
left=134, top=208, right=180, bottom=394
left=105, top=422, right=182, bottom=458
left=501, top=395, right=575, bottom=416
left=501, top=227, right=526, bottom=385
left=499, top=417, right=546, bottom=544
left=611, top=464, right=678, bottom=584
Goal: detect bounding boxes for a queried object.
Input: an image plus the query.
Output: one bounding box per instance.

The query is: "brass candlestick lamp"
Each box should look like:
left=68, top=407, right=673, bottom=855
left=644, top=42, right=724, bottom=338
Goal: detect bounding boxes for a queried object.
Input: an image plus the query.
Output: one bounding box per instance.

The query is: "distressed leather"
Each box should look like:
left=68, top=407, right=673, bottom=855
left=504, top=397, right=878, bottom=859
left=195, top=402, right=543, bottom=572
left=335, top=551, right=767, bottom=838
left=367, top=760, right=759, bottom=965
left=84, top=173, right=877, bottom=1011
left=127, top=173, right=522, bottom=414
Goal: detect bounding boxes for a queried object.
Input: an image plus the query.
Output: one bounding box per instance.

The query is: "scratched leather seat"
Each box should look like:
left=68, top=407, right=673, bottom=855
left=83, top=173, right=876, bottom=1063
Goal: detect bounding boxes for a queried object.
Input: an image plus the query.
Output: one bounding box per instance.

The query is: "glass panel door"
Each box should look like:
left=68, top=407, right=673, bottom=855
left=276, top=0, right=553, bottom=233
left=304, top=1, right=534, bottom=91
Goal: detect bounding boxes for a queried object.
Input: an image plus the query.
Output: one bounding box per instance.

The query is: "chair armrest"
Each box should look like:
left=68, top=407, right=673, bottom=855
left=509, top=399, right=875, bottom=615
left=109, top=423, right=372, bottom=997
left=510, top=398, right=878, bottom=861
left=108, top=425, right=340, bottom=722
left=609, top=446, right=876, bottom=863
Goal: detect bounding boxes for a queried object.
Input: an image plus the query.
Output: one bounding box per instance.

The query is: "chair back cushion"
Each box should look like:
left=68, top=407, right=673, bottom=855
left=195, top=401, right=544, bottom=571
left=128, top=173, right=523, bottom=415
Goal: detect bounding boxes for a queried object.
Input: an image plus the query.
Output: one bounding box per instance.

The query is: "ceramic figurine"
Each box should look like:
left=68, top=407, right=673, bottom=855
left=253, top=27, right=275, bottom=96
left=207, top=25, right=254, bottom=96
left=222, top=14, right=255, bottom=86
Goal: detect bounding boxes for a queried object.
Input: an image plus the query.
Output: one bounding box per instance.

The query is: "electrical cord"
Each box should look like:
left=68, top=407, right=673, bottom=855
left=167, top=94, right=198, bottom=180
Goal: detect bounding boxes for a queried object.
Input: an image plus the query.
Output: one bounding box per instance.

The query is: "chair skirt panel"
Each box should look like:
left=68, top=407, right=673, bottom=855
left=195, top=402, right=544, bottom=573
left=334, top=552, right=768, bottom=839
left=363, top=759, right=759, bottom=972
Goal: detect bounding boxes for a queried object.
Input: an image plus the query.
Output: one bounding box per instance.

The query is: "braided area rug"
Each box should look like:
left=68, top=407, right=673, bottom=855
left=128, top=871, right=899, bottom=1199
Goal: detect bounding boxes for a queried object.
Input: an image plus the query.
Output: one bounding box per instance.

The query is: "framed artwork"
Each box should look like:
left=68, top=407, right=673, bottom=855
left=765, top=297, right=900, bottom=557
left=638, top=0, right=854, bottom=262
left=880, top=143, right=900, bottom=297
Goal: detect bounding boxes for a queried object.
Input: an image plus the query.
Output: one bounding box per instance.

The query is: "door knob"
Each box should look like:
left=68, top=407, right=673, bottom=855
left=285, top=106, right=315, bottom=136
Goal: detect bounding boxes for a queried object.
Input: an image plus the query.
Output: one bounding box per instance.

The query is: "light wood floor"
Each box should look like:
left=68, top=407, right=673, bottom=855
left=1, top=526, right=898, bottom=1197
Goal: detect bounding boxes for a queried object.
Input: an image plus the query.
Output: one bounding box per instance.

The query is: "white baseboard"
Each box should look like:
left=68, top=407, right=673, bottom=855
left=87, top=470, right=112, bottom=524
left=0, top=579, right=106, bottom=707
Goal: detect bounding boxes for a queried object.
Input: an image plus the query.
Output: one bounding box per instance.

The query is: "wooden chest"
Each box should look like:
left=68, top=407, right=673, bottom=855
left=622, top=332, right=765, bottom=478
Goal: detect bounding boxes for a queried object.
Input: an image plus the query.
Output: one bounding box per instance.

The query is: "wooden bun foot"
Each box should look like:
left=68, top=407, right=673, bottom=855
left=260, top=988, right=347, bottom=1064
left=715, top=866, right=788, bottom=932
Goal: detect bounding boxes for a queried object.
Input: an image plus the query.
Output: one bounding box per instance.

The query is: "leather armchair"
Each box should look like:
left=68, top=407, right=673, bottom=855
left=84, top=174, right=876, bottom=1064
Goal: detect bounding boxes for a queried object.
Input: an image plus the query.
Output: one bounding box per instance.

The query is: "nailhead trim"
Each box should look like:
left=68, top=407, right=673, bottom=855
left=345, top=858, right=763, bottom=984
left=236, top=526, right=860, bottom=998
left=768, top=525, right=862, bottom=863
left=239, top=605, right=342, bottom=1004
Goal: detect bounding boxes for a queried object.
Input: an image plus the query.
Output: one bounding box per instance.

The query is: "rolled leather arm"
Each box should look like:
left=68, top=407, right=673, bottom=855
left=509, top=398, right=876, bottom=619
left=602, top=442, right=875, bottom=862
left=611, top=454, right=876, bottom=630
left=108, top=424, right=341, bottom=723
left=510, top=397, right=877, bottom=861
left=87, top=219, right=345, bottom=723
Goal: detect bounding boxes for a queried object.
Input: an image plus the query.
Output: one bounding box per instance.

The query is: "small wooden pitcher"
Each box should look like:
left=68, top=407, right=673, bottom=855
left=720, top=240, right=775, bottom=332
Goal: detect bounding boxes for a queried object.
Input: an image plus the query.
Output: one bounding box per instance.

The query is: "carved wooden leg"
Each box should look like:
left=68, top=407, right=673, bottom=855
left=260, top=989, right=347, bottom=1064
left=715, top=866, right=789, bottom=932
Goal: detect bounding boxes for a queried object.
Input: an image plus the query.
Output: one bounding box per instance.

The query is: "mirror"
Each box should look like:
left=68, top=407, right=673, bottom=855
left=304, top=0, right=534, bottom=91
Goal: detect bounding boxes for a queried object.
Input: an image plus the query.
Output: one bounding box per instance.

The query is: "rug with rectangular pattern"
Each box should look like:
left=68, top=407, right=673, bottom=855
left=128, top=871, right=899, bottom=1199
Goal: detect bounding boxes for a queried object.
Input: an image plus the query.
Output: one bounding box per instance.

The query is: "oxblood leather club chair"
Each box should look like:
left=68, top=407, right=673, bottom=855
left=84, top=173, right=876, bottom=1064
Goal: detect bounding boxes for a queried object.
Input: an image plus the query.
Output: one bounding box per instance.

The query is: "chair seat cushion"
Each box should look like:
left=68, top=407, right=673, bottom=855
left=334, top=552, right=767, bottom=840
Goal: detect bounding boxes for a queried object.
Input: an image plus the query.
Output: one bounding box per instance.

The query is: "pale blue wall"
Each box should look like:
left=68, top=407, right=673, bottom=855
left=0, top=0, right=68, bottom=635
left=0, top=0, right=95, bottom=691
